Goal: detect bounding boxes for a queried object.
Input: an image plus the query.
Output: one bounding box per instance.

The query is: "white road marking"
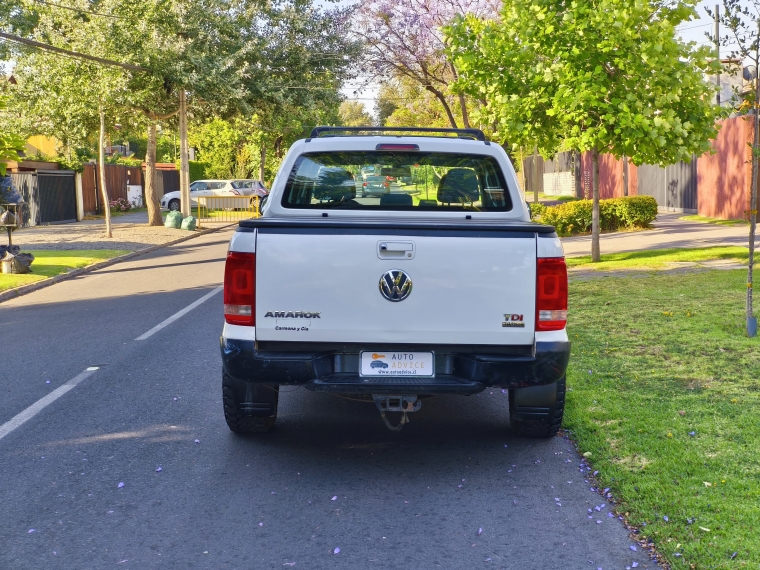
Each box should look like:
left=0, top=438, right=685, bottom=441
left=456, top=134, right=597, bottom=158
left=135, top=286, right=223, bottom=341
left=0, top=367, right=99, bottom=442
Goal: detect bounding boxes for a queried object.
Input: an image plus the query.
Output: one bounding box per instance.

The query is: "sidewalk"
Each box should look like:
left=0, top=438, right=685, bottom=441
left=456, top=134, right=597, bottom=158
left=7, top=211, right=231, bottom=252
left=561, top=212, right=756, bottom=257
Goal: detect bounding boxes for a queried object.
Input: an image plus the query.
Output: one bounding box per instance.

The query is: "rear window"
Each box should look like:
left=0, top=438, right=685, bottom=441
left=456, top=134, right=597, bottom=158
left=282, top=151, right=512, bottom=211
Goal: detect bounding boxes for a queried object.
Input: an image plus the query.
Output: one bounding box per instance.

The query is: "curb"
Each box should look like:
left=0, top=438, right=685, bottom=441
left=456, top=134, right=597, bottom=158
left=0, top=223, right=235, bottom=305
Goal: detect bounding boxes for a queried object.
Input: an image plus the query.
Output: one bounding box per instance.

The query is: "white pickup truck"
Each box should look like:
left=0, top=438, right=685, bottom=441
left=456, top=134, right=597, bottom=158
left=220, top=127, right=569, bottom=436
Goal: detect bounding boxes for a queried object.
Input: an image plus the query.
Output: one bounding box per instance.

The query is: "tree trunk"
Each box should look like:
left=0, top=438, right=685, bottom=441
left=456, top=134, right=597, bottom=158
left=533, top=145, right=539, bottom=204
left=591, top=148, right=601, bottom=262
left=746, top=40, right=760, bottom=336
left=458, top=93, right=471, bottom=129
left=259, top=145, right=266, bottom=182
left=178, top=89, right=191, bottom=218
left=98, top=107, right=112, bottom=239
left=424, top=85, right=458, bottom=129
left=144, top=121, right=163, bottom=226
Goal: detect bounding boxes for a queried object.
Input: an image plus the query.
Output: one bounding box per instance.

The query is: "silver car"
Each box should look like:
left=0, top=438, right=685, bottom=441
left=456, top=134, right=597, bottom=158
left=160, top=180, right=266, bottom=211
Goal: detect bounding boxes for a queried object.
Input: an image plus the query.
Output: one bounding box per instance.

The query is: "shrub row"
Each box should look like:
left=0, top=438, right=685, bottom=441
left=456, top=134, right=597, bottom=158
left=532, top=196, right=658, bottom=236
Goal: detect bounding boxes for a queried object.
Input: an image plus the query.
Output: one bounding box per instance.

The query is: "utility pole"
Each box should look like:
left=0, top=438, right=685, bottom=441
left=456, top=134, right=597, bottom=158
left=179, top=89, right=190, bottom=218
left=715, top=4, right=721, bottom=106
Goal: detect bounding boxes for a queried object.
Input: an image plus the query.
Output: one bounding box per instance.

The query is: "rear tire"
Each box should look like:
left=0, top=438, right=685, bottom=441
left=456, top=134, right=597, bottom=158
left=509, top=376, right=565, bottom=438
left=168, top=199, right=180, bottom=211
left=222, top=372, right=278, bottom=434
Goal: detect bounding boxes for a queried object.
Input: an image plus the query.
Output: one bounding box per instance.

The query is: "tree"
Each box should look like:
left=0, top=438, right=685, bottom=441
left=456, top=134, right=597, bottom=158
left=355, top=0, right=500, bottom=128
left=447, top=0, right=723, bottom=261
left=0, top=97, right=25, bottom=176
left=376, top=75, right=467, bottom=128
left=339, top=101, right=373, bottom=126
left=709, top=1, right=760, bottom=337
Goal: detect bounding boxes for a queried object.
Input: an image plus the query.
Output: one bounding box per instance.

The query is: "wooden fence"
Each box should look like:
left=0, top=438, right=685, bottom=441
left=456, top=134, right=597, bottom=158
left=82, top=164, right=144, bottom=214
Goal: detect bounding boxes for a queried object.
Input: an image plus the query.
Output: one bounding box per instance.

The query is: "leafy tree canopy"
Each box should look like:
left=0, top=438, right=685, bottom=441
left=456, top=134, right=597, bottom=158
left=446, top=0, right=724, bottom=165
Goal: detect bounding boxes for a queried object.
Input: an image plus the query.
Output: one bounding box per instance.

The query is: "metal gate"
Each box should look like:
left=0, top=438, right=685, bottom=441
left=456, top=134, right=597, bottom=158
left=637, top=159, right=697, bottom=213
left=9, top=172, right=39, bottom=227
left=37, top=170, right=77, bottom=224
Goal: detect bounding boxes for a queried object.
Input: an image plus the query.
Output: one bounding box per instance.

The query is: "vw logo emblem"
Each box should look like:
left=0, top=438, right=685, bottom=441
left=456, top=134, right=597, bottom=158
left=379, top=269, right=413, bottom=302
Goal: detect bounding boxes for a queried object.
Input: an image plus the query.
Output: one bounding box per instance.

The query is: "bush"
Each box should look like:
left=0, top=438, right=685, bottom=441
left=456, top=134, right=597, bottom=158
left=109, top=198, right=132, bottom=213
left=528, top=202, right=547, bottom=219
left=534, top=196, right=657, bottom=236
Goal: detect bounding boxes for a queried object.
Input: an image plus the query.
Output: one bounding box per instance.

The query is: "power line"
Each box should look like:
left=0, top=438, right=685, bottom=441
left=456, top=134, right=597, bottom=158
left=0, top=31, right=149, bottom=72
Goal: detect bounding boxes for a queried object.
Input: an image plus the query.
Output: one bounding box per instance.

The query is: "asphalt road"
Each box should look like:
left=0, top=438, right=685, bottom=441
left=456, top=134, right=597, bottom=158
left=0, top=228, right=657, bottom=570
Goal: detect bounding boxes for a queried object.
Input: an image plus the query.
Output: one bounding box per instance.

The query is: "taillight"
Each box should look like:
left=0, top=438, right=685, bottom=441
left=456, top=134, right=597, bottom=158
left=363, top=182, right=367, bottom=187
left=224, top=252, right=255, bottom=326
left=536, top=257, right=567, bottom=331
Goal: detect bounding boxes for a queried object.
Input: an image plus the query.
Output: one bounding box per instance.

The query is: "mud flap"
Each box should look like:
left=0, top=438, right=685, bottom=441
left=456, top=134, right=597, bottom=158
left=510, top=382, right=558, bottom=421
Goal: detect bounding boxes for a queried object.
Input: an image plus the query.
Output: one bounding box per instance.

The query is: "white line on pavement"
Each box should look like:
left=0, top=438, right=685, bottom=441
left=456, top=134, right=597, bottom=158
left=0, top=367, right=100, bottom=442
left=135, top=286, right=223, bottom=341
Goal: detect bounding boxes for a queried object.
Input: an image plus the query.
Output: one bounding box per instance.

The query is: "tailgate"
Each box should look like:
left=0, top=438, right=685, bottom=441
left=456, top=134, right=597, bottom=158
left=255, top=231, right=536, bottom=345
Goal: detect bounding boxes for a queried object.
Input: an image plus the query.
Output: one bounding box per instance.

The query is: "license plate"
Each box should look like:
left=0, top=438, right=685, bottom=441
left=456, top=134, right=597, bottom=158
left=360, top=351, right=435, bottom=377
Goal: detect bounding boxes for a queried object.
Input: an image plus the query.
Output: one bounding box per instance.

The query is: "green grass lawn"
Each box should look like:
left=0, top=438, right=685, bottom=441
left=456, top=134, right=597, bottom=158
left=0, top=249, right=129, bottom=292
left=566, top=268, right=760, bottom=568
left=567, top=246, right=748, bottom=271
left=679, top=214, right=748, bottom=226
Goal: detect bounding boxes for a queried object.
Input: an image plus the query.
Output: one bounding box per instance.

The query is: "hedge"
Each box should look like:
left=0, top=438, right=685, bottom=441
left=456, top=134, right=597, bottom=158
left=534, top=196, right=658, bottom=236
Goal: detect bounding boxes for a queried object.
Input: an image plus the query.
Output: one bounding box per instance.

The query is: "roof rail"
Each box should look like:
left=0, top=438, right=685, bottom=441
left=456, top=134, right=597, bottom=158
left=309, top=126, right=487, bottom=142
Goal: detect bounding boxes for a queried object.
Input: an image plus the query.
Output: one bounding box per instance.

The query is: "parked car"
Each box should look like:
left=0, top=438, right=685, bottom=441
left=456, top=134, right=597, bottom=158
left=361, top=175, right=390, bottom=197
left=160, top=180, right=256, bottom=211
left=219, top=126, right=569, bottom=436
left=231, top=180, right=268, bottom=198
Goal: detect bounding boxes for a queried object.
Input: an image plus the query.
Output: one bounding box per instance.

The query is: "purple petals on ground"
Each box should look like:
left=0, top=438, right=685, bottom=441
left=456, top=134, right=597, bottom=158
left=283, top=563, right=296, bottom=567
left=588, top=508, right=593, bottom=514
left=458, top=484, right=463, bottom=489
left=593, top=470, right=599, bottom=476
left=259, top=522, right=263, bottom=527
left=194, top=439, right=200, bottom=444
left=688, top=431, right=696, bottom=436
left=629, top=545, right=637, bottom=551
left=117, top=482, right=124, bottom=489
left=156, top=467, right=162, bottom=472
left=603, top=488, right=610, bottom=494
left=331, top=496, right=337, bottom=501
left=477, top=528, right=483, bottom=536
left=596, top=520, right=602, bottom=524
left=595, top=506, right=602, bottom=512
left=607, top=512, right=614, bottom=518
left=333, top=547, right=340, bottom=555
left=663, top=516, right=669, bottom=522
left=632, top=562, right=639, bottom=568
left=28, top=529, right=35, bottom=533
left=46, top=380, right=50, bottom=384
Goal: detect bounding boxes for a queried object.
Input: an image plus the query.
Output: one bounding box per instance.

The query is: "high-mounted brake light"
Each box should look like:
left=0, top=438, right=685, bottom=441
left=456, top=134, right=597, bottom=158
left=375, top=144, right=420, bottom=151
left=224, top=251, right=255, bottom=326
left=536, top=257, right=568, bottom=331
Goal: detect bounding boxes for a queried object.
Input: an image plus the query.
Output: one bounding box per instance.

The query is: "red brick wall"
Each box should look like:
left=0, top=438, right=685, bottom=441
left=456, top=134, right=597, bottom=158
left=697, top=116, right=752, bottom=220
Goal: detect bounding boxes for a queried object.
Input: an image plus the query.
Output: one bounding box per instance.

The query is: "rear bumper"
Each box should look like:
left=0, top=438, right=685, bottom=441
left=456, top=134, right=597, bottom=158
left=220, top=339, right=570, bottom=395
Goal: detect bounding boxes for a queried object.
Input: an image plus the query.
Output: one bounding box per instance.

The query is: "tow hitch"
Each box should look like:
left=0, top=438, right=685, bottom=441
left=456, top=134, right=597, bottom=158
left=373, top=395, right=421, bottom=431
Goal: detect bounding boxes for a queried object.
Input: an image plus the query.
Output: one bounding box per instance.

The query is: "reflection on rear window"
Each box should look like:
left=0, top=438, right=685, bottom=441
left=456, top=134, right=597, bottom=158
left=282, top=152, right=512, bottom=211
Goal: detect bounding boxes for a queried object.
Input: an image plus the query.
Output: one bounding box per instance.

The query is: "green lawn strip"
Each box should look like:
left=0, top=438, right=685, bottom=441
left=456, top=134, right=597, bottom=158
left=566, top=246, right=748, bottom=270
left=679, top=214, right=748, bottom=226
left=0, top=249, right=130, bottom=292
left=566, top=269, right=760, bottom=568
